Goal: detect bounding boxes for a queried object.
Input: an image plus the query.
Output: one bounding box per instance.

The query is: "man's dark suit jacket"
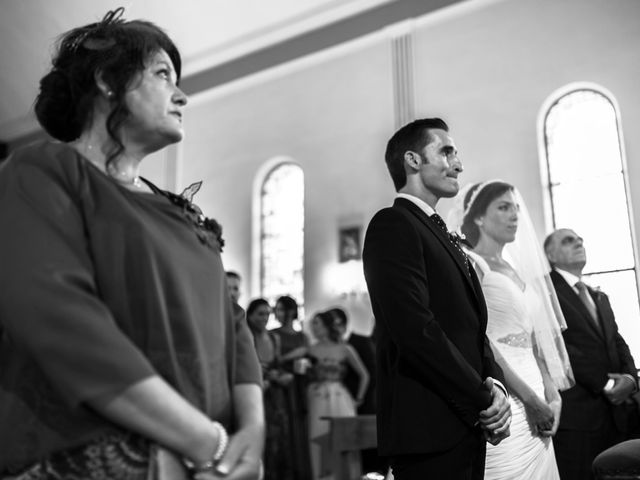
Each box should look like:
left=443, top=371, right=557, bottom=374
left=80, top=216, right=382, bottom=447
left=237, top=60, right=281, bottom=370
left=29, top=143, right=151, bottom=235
left=550, top=269, right=638, bottom=433
left=343, top=332, right=377, bottom=415
left=363, top=198, right=504, bottom=457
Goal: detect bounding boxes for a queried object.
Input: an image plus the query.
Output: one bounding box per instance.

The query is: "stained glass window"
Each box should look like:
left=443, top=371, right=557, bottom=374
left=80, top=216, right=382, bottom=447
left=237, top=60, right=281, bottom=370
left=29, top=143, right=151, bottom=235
left=260, top=163, right=305, bottom=311
left=542, top=88, right=640, bottom=358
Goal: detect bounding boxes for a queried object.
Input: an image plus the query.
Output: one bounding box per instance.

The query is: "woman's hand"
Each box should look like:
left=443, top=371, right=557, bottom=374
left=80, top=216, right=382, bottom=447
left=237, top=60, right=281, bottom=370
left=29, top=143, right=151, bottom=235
left=538, top=397, right=561, bottom=437
left=524, top=394, right=554, bottom=435
left=210, top=423, right=264, bottom=480
left=275, top=372, right=294, bottom=387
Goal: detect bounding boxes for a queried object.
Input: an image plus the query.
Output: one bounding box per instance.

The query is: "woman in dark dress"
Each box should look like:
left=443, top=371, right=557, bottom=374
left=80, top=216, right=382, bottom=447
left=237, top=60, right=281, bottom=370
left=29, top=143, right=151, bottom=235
left=270, top=295, right=313, bottom=479
left=0, top=8, right=263, bottom=480
left=246, top=299, right=295, bottom=480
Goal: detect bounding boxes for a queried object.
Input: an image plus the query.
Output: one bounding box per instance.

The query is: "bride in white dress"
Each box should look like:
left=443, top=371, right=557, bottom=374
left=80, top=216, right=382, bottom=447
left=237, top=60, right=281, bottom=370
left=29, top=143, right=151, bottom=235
left=448, top=180, right=574, bottom=480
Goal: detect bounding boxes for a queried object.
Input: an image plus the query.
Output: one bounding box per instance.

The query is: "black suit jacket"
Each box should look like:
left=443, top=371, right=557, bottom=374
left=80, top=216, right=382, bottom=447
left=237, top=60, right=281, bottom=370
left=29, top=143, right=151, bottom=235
left=363, top=198, right=504, bottom=457
left=343, top=332, right=377, bottom=414
left=550, top=269, right=638, bottom=433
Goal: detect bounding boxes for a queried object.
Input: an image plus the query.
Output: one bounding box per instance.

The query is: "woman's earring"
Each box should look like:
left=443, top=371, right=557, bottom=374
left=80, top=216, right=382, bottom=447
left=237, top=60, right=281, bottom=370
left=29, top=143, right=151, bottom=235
left=106, top=90, right=114, bottom=98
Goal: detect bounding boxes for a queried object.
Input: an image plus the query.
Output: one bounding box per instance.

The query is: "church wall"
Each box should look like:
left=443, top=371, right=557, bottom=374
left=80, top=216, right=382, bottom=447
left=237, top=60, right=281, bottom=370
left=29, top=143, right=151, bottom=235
left=170, top=0, right=640, bottom=326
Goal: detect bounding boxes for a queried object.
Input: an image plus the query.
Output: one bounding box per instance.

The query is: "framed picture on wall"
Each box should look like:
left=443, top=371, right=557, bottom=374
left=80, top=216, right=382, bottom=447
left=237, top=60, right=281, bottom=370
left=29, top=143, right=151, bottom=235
left=338, top=226, right=361, bottom=262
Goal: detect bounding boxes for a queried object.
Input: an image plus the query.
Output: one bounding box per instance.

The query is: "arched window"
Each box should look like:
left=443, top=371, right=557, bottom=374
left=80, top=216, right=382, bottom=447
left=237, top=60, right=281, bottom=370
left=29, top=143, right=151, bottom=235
left=260, top=162, right=305, bottom=310
left=541, top=86, right=640, bottom=357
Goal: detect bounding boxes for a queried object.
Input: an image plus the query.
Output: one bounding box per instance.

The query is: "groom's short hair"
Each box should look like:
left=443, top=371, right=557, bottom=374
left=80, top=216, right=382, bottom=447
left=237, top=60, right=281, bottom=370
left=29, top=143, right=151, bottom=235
left=385, top=118, right=449, bottom=191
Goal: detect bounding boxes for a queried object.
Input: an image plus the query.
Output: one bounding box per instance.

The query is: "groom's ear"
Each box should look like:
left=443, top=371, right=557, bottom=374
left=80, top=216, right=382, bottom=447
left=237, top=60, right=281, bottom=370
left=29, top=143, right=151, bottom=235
left=404, top=151, right=421, bottom=170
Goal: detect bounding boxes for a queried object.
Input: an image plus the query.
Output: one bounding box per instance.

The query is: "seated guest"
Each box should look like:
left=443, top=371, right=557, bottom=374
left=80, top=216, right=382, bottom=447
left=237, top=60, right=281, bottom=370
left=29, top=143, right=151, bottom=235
left=544, top=228, right=639, bottom=480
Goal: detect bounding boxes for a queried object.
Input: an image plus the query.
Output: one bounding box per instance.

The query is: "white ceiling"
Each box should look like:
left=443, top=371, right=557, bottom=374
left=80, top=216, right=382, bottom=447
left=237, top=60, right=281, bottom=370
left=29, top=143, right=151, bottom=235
left=0, top=0, right=393, bottom=141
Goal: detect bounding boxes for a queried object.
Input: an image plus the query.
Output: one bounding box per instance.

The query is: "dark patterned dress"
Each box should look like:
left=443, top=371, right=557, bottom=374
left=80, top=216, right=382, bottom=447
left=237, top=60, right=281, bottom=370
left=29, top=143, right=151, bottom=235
left=307, top=354, right=359, bottom=480
left=254, top=332, right=294, bottom=480
left=270, top=328, right=313, bottom=479
left=0, top=141, right=262, bottom=478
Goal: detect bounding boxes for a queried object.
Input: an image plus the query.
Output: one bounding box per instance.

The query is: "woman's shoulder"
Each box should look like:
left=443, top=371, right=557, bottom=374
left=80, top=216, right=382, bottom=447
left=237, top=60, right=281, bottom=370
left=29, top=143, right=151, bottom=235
left=2, top=140, right=85, bottom=185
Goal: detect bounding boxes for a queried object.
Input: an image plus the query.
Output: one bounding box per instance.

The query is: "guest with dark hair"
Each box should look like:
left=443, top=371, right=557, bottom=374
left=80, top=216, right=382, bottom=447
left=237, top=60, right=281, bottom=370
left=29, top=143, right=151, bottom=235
left=272, top=295, right=306, bottom=353
left=246, top=298, right=295, bottom=480
left=271, top=295, right=313, bottom=479
left=327, top=307, right=385, bottom=476
left=449, top=180, right=574, bottom=479
left=363, top=118, right=510, bottom=479
left=283, top=310, right=370, bottom=479
left=0, top=8, right=263, bottom=479
left=226, top=271, right=242, bottom=304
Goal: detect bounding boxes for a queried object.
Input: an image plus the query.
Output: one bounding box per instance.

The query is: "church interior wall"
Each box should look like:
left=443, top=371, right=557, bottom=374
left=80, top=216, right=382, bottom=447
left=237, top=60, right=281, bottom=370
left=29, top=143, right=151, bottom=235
left=145, top=0, right=640, bottom=321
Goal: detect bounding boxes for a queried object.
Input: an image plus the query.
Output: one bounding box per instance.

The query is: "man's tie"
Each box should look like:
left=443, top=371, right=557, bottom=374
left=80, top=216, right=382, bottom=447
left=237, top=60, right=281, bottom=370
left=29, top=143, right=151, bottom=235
left=429, top=213, right=470, bottom=276
left=575, top=281, right=601, bottom=330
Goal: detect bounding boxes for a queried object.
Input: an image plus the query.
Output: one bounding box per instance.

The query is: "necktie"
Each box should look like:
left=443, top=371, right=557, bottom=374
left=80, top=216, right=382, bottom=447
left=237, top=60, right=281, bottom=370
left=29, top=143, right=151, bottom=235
left=430, top=213, right=470, bottom=276
left=575, top=281, right=600, bottom=329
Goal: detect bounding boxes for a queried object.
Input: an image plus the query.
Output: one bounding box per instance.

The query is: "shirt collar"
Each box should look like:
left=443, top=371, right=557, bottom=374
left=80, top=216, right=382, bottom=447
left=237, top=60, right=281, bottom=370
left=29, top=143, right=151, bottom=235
left=396, top=193, right=437, bottom=217
left=555, top=267, right=582, bottom=288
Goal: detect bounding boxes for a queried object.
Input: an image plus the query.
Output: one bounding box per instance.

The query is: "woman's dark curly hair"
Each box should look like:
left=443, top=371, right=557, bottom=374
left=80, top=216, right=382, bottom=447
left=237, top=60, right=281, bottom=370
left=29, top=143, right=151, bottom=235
left=460, top=181, right=514, bottom=248
left=246, top=298, right=271, bottom=334
left=34, top=8, right=181, bottom=170
left=247, top=298, right=270, bottom=319
left=275, top=295, right=299, bottom=323
left=314, top=311, right=343, bottom=343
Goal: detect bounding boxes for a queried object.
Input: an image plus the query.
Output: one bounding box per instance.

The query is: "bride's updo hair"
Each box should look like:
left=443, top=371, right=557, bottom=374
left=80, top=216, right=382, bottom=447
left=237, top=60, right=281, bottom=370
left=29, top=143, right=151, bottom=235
left=34, top=8, right=181, bottom=163
left=460, top=181, right=514, bottom=247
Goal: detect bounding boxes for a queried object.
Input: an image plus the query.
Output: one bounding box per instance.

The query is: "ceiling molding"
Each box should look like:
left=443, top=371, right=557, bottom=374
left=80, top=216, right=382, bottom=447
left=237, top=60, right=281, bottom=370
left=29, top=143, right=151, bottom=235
left=5, top=0, right=469, bottom=144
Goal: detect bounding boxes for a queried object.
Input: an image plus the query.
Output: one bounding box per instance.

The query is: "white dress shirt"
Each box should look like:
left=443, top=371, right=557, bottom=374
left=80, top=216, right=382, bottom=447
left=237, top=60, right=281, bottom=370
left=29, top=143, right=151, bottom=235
left=554, top=268, right=597, bottom=313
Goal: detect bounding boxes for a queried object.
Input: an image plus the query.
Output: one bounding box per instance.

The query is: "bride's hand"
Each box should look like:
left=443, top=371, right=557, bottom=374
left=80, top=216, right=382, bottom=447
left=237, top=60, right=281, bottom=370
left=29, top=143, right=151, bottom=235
left=524, top=395, right=554, bottom=435
left=538, top=397, right=562, bottom=437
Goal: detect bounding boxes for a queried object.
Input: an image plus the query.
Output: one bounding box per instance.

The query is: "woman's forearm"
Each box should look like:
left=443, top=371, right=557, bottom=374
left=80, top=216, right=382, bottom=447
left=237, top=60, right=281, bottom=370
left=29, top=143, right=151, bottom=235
left=233, top=383, right=265, bottom=429
left=491, top=345, right=539, bottom=404
left=279, top=346, right=307, bottom=362
left=86, top=375, right=218, bottom=464
left=532, top=336, right=561, bottom=402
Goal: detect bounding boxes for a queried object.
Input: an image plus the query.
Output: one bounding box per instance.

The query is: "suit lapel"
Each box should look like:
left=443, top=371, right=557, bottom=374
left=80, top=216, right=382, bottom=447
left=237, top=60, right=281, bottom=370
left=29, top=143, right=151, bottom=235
left=552, top=270, right=604, bottom=339
left=395, top=198, right=481, bottom=303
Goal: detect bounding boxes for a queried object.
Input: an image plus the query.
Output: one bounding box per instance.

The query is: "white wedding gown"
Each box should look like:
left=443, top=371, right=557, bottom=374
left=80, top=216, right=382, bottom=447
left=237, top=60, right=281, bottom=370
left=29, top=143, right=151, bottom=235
left=470, top=253, right=560, bottom=480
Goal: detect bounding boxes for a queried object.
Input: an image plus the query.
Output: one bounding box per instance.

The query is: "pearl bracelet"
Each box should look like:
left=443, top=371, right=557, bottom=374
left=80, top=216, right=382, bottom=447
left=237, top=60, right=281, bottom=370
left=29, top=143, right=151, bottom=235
left=182, top=421, right=229, bottom=473
left=211, top=421, right=229, bottom=462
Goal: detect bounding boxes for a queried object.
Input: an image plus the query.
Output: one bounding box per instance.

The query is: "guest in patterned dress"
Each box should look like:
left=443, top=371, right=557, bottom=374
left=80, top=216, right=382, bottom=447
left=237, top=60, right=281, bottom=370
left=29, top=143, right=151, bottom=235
left=0, top=8, right=263, bottom=479
left=246, top=298, right=296, bottom=480
left=270, top=295, right=313, bottom=479
left=283, top=310, right=370, bottom=480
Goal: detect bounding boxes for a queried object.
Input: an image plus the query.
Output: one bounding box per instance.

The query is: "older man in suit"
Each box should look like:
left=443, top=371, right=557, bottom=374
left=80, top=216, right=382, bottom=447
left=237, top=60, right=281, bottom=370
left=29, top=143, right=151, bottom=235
left=544, top=228, right=638, bottom=480
left=363, top=118, right=511, bottom=480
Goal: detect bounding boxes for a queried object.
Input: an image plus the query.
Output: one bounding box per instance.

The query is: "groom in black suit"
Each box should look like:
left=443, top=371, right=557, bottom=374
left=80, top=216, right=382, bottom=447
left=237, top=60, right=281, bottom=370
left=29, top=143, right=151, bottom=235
left=362, top=118, right=511, bottom=479
left=545, top=228, right=638, bottom=480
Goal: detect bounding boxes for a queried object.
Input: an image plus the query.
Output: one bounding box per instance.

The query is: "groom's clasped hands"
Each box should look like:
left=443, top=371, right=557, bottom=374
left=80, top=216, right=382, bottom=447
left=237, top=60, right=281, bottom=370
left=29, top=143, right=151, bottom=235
left=478, top=377, right=512, bottom=446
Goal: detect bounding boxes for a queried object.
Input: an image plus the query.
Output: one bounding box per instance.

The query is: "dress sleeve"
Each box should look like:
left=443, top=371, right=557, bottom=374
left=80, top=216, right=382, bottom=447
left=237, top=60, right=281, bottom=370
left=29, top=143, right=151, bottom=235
left=0, top=158, right=156, bottom=408
left=232, top=303, right=262, bottom=386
